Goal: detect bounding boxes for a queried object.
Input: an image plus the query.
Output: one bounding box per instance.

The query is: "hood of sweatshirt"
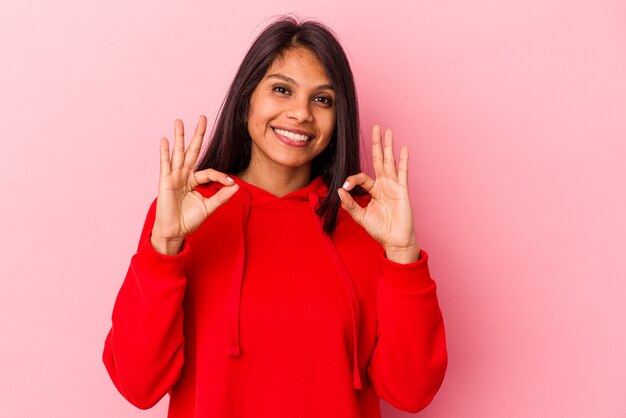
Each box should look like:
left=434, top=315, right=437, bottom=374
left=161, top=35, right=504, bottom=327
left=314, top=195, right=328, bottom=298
left=202, top=175, right=363, bottom=390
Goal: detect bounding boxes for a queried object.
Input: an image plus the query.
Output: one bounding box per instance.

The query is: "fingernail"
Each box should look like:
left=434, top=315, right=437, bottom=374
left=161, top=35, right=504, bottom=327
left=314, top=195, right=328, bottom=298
left=337, top=189, right=343, bottom=201
left=226, top=176, right=234, bottom=182
left=342, top=182, right=350, bottom=189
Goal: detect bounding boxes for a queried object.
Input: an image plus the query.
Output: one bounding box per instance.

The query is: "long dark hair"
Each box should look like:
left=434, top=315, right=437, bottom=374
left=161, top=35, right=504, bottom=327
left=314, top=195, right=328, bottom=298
left=196, top=16, right=362, bottom=234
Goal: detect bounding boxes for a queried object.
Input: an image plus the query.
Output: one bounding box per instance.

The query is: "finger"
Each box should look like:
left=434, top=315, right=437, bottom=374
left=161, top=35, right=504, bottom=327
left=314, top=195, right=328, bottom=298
left=183, top=115, right=207, bottom=170
left=398, top=145, right=409, bottom=186
left=171, top=119, right=185, bottom=170
left=189, top=168, right=235, bottom=188
left=383, top=128, right=398, bottom=181
left=338, top=188, right=366, bottom=227
left=159, top=137, right=171, bottom=178
left=342, top=172, right=375, bottom=192
left=371, top=125, right=384, bottom=178
left=203, top=183, right=240, bottom=216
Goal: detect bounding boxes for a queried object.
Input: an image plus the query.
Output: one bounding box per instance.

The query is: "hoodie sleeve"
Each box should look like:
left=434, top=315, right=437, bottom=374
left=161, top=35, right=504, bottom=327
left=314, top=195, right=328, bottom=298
left=367, top=249, right=448, bottom=413
left=102, top=199, right=188, bottom=409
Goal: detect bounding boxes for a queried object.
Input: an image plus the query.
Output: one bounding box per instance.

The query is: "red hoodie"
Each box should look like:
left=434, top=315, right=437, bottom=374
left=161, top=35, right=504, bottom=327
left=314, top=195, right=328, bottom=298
left=103, top=175, right=447, bottom=418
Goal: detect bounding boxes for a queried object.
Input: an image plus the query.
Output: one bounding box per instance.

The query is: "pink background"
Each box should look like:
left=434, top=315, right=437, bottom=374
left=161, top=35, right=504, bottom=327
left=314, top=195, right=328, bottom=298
left=1, top=0, right=625, bottom=417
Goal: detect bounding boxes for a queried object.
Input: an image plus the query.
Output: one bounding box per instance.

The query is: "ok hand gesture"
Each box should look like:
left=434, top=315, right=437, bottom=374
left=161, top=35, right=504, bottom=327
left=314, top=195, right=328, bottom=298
left=338, top=125, right=420, bottom=264
left=151, top=116, right=239, bottom=255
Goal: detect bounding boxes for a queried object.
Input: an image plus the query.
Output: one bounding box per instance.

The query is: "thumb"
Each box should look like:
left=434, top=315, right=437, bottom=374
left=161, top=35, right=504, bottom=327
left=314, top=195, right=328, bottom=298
left=338, top=188, right=365, bottom=226
left=203, top=183, right=240, bottom=216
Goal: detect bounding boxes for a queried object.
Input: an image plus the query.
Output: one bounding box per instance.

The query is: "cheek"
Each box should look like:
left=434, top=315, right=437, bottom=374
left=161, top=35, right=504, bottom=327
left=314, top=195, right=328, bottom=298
left=248, top=99, right=276, bottom=128
left=247, top=103, right=266, bottom=135
left=320, top=119, right=336, bottom=149
left=325, top=112, right=337, bottom=137
left=315, top=108, right=336, bottom=134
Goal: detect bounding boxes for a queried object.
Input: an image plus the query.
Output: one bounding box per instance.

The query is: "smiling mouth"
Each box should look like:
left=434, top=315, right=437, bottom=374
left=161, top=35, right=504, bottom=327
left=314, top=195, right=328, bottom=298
left=272, top=128, right=313, bottom=143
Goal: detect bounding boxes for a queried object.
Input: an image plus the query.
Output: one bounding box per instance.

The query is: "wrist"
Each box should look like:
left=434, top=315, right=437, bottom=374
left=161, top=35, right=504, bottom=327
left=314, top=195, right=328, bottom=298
left=150, top=234, right=184, bottom=256
left=384, top=244, right=421, bottom=264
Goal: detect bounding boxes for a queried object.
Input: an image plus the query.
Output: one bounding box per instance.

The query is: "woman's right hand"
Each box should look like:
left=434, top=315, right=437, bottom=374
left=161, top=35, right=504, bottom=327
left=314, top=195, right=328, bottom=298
left=151, top=115, right=239, bottom=255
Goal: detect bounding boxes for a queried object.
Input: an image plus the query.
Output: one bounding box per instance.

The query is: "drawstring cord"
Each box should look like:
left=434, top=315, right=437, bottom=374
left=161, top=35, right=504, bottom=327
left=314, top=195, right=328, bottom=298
left=308, top=192, right=363, bottom=390
left=227, top=187, right=250, bottom=356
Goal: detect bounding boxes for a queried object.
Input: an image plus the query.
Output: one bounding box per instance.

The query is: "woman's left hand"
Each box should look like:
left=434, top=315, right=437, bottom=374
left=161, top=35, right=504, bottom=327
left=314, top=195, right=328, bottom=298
left=338, top=125, right=420, bottom=264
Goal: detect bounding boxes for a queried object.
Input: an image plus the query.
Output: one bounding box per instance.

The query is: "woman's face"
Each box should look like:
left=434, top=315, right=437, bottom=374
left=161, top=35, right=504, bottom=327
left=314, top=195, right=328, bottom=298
left=246, top=47, right=336, bottom=176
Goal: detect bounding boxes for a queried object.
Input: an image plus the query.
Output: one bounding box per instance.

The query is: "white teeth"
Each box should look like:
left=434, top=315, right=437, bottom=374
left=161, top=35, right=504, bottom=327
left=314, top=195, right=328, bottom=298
left=274, top=128, right=311, bottom=142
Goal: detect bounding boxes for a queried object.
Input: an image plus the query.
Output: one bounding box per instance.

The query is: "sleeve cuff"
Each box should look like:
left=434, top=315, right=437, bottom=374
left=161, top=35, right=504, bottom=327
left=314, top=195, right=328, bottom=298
left=132, top=234, right=191, bottom=279
left=381, top=249, right=434, bottom=292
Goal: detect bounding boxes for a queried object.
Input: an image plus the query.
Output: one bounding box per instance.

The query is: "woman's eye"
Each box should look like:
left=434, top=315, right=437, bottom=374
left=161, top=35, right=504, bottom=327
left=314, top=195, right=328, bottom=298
left=273, top=86, right=290, bottom=94
left=315, top=96, right=332, bottom=105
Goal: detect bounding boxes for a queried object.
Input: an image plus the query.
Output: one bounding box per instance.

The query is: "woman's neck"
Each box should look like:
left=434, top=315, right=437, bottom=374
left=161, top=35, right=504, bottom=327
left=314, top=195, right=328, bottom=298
left=237, top=163, right=312, bottom=198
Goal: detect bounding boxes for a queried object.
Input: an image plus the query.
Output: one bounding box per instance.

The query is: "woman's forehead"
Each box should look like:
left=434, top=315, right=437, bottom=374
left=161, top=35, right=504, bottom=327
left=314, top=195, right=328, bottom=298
left=265, top=47, right=332, bottom=86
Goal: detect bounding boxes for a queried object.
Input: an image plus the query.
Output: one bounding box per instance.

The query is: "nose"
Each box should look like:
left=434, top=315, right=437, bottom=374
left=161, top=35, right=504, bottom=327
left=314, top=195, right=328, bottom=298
left=286, top=96, right=313, bottom=123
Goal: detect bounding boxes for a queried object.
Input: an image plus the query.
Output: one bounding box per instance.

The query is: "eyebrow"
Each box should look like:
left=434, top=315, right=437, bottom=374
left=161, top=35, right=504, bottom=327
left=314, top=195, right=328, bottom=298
left=266, top=73, right=334, bottom=91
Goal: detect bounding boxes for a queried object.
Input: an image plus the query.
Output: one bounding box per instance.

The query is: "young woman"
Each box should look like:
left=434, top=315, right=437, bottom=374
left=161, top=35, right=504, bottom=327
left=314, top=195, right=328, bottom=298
left=103, top=16, right=447, bottom=418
